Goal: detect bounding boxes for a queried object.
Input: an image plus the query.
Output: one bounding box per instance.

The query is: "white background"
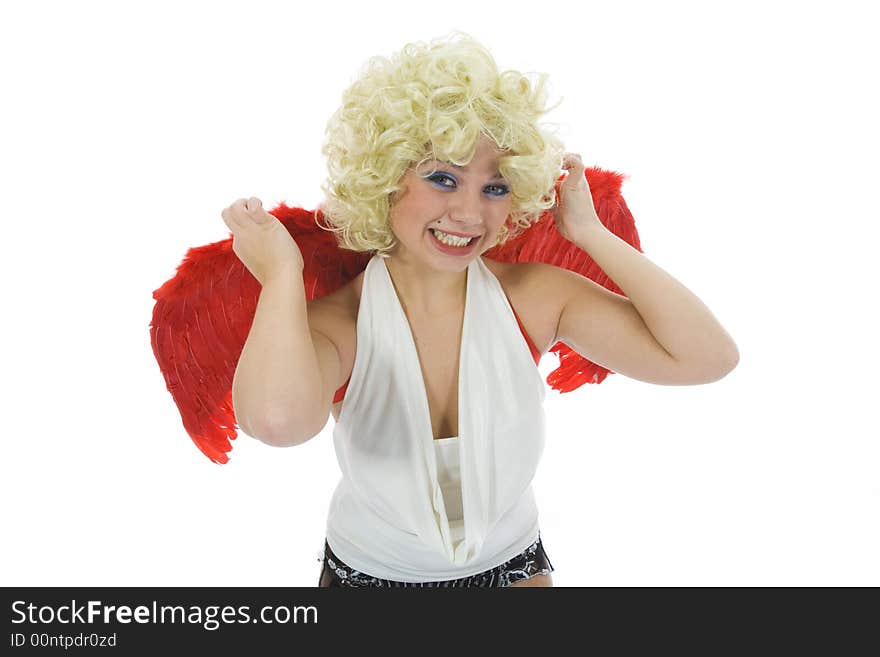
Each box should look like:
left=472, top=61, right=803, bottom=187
left=2, top=0, right=877, bottom=586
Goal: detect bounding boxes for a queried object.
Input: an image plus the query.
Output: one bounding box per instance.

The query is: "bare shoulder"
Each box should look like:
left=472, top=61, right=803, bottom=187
left=481, top=256, right=565, bottom=356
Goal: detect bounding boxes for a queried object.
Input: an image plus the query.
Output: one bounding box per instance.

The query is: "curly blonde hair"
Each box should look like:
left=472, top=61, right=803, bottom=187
left=317, top=31, right=566, bottom=257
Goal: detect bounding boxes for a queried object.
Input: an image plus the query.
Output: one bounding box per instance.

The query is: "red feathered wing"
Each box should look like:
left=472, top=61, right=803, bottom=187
left=150, top=166, right=640, bottom=464
left=150, top=207, right=369, bottom=464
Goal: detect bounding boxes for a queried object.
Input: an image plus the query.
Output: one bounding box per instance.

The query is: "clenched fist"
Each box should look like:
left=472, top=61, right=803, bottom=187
left=221, top=197, right=304, bottom=285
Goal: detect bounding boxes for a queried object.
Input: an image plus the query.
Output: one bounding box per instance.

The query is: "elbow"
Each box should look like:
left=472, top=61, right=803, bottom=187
left=258, top=410, right=324, bottom=448
left=702, top=339, right=740, bottom=381
left=721, top=343, right=740, bottom=374
left=233, top=395, right=323, bottom=447
left=701, top=348, right=740, bottom=383
left=256, top=429, right=302, bottom=448
left=236, top=419, right=296, bottom=448
left=672, top=348, right=739, bottom=385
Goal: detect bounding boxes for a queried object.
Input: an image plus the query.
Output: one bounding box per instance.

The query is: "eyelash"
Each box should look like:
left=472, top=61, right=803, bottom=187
left=426, top=172, right=510, bottom=197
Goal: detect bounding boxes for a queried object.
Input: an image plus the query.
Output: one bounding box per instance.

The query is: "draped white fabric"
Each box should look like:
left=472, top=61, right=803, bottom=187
left=325, top=254, right=547, bottom=582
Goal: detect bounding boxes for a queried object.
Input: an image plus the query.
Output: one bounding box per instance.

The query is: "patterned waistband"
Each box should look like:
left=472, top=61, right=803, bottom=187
left=318, top=531, right=554, bottom=588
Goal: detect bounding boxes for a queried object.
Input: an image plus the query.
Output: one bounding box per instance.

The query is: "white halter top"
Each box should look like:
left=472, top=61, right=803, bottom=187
left=324, top=254, right=547, bottom=582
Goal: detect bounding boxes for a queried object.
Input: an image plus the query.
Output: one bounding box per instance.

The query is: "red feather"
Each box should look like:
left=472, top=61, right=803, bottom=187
left=150, top=165, right=642, bottom=464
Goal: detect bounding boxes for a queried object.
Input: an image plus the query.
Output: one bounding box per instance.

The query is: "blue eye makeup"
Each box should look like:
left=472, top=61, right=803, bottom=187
left=425, top=172, right=510, bottom=197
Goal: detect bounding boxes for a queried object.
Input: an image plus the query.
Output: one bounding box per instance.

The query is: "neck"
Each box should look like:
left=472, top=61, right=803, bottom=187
left=383, top=253, right=472, bottom=317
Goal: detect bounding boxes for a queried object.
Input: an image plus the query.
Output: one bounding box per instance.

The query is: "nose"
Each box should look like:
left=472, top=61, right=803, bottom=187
left=447, top=188, right=484, bottom=229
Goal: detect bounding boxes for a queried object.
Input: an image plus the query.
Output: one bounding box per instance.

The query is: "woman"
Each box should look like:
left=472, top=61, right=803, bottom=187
left=223, top=32, right=739, bottom=588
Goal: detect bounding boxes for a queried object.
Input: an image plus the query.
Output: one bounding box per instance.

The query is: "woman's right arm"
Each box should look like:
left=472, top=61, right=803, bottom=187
left=232, top=266, right=338, bottom=447
left=221, top=196, right=340, bottom=447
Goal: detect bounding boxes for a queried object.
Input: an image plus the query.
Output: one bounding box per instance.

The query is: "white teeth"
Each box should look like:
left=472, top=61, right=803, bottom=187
left=431, top=229, right=474, bottom=247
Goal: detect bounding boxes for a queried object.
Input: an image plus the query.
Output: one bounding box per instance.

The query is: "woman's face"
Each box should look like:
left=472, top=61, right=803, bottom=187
left=388, top=134, right=513, bottom=269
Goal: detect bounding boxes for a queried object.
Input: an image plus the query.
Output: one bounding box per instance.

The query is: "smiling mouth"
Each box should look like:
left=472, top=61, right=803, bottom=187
left=428, top=228, right=481, bottom=246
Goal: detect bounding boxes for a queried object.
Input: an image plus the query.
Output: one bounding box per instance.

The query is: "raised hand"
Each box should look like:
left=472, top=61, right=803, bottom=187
left=550, top=152, right=603, bottom=243
left=221, top=197, right=304, bottom=285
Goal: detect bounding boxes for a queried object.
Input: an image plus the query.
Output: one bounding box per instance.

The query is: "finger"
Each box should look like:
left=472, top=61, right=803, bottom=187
left=560, top=154, right=584, bottom=188
left=244, top=197, right=272, bottom=224
left=255, top=201, right=276, bottom=225
left=562, top=155, right=588, bottom=189
left=564, top=153, right=584, bottom=171
left=221, top=207, right=241, bottom=232
left=231, top=198, right=261, bottom=225
left=231, top=198, right=251, bottom=218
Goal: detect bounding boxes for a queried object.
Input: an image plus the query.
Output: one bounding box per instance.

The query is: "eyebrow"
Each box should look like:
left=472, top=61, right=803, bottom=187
left=432, top=160, right=505, bottom=180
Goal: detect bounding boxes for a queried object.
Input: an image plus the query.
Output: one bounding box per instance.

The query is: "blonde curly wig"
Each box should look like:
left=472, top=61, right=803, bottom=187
left=317, top=31, right=566, bottom=257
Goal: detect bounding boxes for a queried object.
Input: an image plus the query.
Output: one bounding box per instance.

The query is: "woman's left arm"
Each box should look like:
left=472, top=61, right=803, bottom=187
left=553, top=153, right=740, bottom=381
left=569, top=221, right=739, bottom=373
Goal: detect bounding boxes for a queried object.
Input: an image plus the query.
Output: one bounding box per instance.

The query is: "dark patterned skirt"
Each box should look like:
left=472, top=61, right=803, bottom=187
left=317, top=532, right=554, bottom=587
